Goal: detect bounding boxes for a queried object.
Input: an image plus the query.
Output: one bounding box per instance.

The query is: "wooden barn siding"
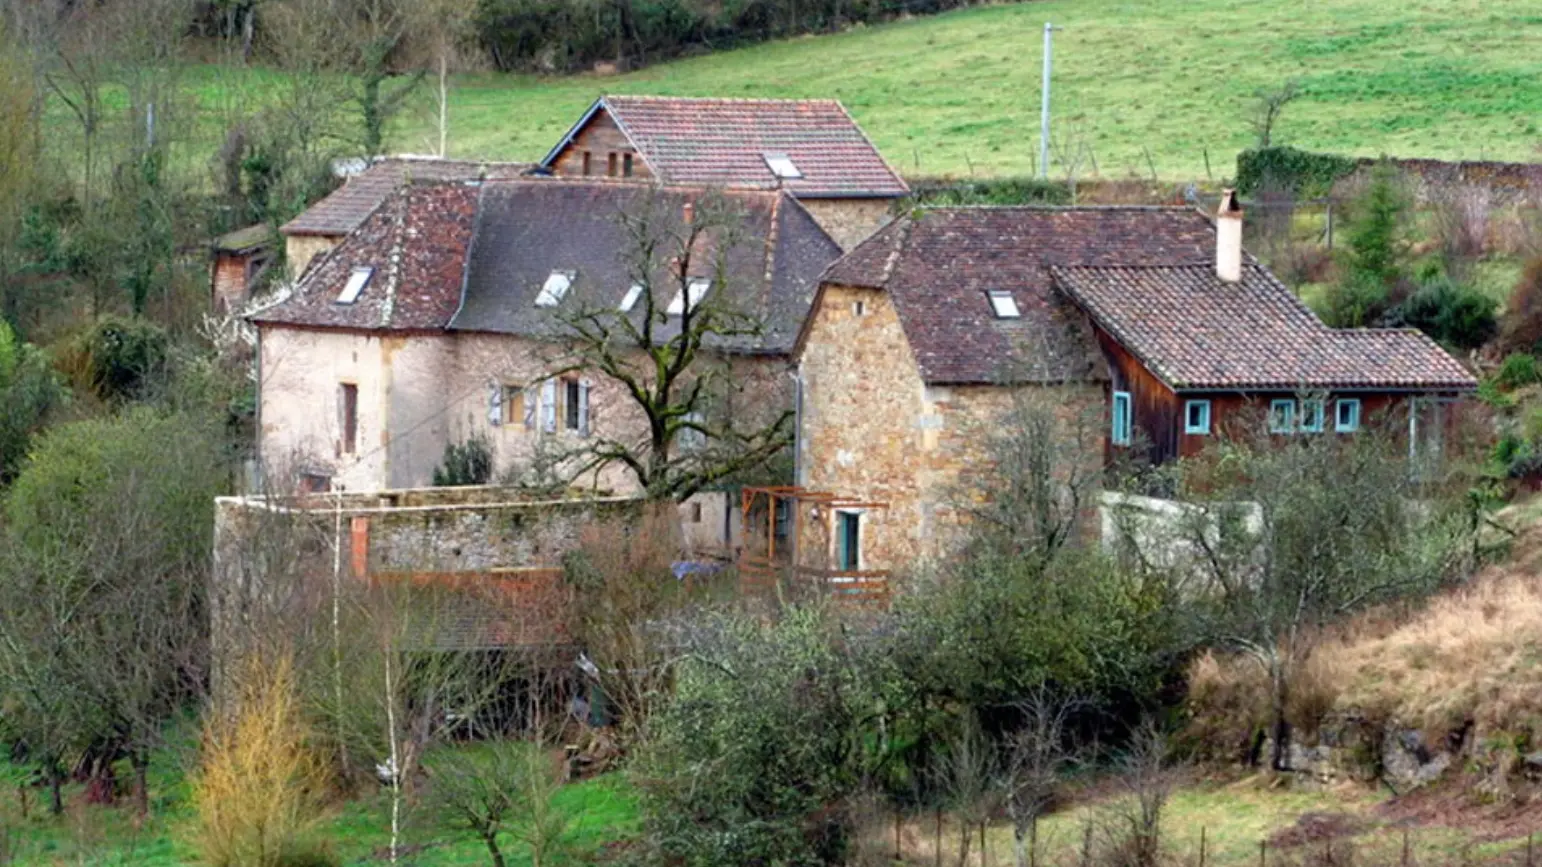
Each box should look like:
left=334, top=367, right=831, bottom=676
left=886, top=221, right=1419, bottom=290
left=1096, top=329, right=1181, bottom=465
left=550, top=110, right=651, bottom=179
left=1093, top=326, right=1456, bottom=464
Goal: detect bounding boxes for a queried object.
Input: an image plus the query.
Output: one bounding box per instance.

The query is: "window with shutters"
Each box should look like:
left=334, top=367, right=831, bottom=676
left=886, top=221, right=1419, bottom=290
left=564, top=378, right=581, bottom=430
left=541, top=380, right=558, bottom=433
left=503, top=385, right=524, bottom=426
left=1111, top=391, right=1132, bottom=447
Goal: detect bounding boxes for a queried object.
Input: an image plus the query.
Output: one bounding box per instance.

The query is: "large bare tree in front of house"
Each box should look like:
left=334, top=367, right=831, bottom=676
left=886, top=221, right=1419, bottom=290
left=556, top=191, right=793, bottom=501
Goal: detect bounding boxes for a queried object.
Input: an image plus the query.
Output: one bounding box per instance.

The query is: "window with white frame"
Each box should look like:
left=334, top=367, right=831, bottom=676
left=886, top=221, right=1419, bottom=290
left=337, top=267, right=372, bottom=304
left=619, top=282, right=645, bottom=312
left=667, top=278, right=711, bottom=315
left=986, top=289, right=1021, bottom=319
left=763, top=152, right=802, bottom=180
left=1268, top=399, right=1296, bottom=434
left=1184, top=399, right=1211, bottom=435
left=535, top=271, right=574, bottom=307
left=1336, top=398, right=1361, bottom=432
left=1300, top=398, right=1325, bottom=433
left=1112, top=391, right=1133, bottom=446
left=678, top=410, right=706, bottom=451
left=540, top=380, right=558, bottom=433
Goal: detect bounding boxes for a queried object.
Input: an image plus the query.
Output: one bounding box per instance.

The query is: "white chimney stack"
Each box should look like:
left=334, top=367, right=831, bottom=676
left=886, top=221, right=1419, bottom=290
left=1215, top=188, right=1243, bottom=283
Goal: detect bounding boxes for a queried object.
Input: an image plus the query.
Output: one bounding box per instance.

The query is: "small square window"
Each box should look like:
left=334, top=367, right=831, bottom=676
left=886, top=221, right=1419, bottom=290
left=1184, top=399, right=1211, bottom=435
left=987, top=290, right=1021, bottom=319
left=667, top=278, right=711, bottom=316
left=1268, top=399, right=1296, bottom=434
left=620, top=282, right=645, bottom=312
left=763, top=152, right=802, bottom=180
left=338, top=267, right=372, bottom=304
left=852, top=300, right=866, bottom=317
left=1336, top=398, right=1361, bottom=432
left=535, top=271, right=574, bottom=307
left=1112, top=391, right=1133, bottom=446
left=1300, top=398, right=1325, bottom=433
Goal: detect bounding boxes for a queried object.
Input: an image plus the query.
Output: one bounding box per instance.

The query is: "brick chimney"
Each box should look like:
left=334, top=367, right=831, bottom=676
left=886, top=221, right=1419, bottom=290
left=1216, top=188, right=1243, bottom=283
left=682, top=201, right=695, bottom=225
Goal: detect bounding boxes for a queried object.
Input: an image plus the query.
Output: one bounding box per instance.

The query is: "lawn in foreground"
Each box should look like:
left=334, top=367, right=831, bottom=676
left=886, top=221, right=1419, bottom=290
left=0, top=745, right=637, bottom=866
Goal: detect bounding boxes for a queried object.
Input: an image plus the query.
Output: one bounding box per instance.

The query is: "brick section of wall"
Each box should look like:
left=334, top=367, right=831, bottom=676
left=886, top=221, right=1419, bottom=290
left=796, top=198, right=895, bottom=252
left=798, top=283, right=1105, bottom=574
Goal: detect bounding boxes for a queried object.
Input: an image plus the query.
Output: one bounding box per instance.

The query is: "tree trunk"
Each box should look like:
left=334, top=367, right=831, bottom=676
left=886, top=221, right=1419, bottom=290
left=48, top=771, right=62, bottom=817
left=483, top=831, right=507, bottom=867
left=132, top=750, right=150, bottom=819
left=1269, top=657, right=1290, bottom=772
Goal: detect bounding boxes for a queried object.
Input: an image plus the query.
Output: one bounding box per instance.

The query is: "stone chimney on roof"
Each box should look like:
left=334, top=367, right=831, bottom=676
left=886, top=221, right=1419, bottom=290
left=1216, top=188, right=1243, bottom=283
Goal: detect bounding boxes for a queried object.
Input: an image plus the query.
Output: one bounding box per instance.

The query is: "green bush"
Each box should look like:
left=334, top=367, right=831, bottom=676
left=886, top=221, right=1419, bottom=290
left=632, top=608, right=877, bottom=866
left=432, top=434, right=494, bottom=486
left=79, top=315, right=170, bottom=402
left=1389, top=277, right=1497, bottom=351
left=1235, top=146, right=1359, bottom=198
left=0, top=320, right=68, bottom=485
left=1494, top=353, right=1540, bottom=390
left=912, top=177, right=1072, bottom=207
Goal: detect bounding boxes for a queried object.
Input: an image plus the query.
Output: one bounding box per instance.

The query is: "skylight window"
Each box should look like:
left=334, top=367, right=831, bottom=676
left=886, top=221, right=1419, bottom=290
left=535, top=271, right=574, bottom=307
left=620, top=282, right=645, bottom=312
left=987, top=290, right=1021, bottom=319
left=667, top=279, right=711, bottom=316
left=337, top=267, right=373, bottom=304
left=763, top=152, right=802, bottom=180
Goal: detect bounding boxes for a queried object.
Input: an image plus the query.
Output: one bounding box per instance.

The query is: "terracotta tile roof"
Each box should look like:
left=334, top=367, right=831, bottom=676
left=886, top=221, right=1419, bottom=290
left=451, top=179, right=842, bottom=354
left=1050, top=264, right=1477, bottom=391
left=281, top=157, right=529, bottom=237
left=817, top=206, right=1227, bottom=384
left=546, top=96, right=909, bottom=198
left=252, top=181, right=478, bottom=330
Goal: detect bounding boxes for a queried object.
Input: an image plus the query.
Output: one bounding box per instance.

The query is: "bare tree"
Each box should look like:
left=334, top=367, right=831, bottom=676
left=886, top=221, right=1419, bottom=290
left=1003, top=688, right=1080, bottom=867
left=408, top=0, right=481, bottom=156
left=932, top=720, right=998, bottom=867
left=1250, top=79, right=1301, bottom=149
left=1101, top=720, right=1172, bottom=867
left=556, top=190, right=794, bottom=501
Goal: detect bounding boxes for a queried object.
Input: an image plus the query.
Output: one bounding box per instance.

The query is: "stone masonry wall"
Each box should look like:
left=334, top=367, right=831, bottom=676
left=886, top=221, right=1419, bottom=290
left=798, top=283, right=1105, bottom=575
left=797, top=198, right=896, bottom=252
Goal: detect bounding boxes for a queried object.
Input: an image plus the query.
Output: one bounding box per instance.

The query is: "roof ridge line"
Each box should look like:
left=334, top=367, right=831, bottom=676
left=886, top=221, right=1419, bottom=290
left=604, top=94, right=843, bottom=105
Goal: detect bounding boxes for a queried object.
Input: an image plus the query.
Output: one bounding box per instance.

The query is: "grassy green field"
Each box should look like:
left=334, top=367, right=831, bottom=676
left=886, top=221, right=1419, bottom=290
left=43, top=0, right=1542, bottom=182
left=251, top=0, right=1542, bottom=179
left=0, top=748, right=638, bottom=866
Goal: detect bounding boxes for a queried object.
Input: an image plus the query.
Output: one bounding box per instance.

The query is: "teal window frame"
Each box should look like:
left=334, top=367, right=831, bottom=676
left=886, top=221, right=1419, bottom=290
left=1336, top=398, right=1361, bottom=432
left=1300, top=398, right=1325, bottom=433
left=1112, top=391, right=1133, bottom=446
left=835, top=511, right=861, bottom=572
left=1268, top=399, right=1296, bottom=434
left=1184, top=399, right=1211, bottom=435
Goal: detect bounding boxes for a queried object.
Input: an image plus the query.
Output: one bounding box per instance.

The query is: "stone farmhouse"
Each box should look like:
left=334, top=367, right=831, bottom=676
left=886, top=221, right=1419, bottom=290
left=789, top=193, right=1477, bottom=577
left=539, top=95, right=909, bottom=251
left=251, top=177, right=841, bottom=507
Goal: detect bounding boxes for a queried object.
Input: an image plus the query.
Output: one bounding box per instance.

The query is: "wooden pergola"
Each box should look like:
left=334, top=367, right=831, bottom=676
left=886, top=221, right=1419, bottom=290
left=738, top=486, right=890, bottom=603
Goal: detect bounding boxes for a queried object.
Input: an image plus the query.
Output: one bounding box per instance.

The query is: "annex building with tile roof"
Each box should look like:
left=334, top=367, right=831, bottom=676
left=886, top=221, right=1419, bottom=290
left=538, top=95, right=909, bottom=251
left=792, top=195, right=1476, bottom=575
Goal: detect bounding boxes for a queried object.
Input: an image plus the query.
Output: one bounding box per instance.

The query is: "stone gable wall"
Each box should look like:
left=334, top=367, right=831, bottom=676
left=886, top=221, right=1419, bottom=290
left=796, top=198, right=895, bottom=252
left=798, top=283, right=1105, bottom=574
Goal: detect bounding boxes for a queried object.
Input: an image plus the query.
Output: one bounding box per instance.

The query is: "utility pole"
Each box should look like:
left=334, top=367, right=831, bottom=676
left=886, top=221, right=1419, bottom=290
left=1039, top=22, right=1059, bottom=179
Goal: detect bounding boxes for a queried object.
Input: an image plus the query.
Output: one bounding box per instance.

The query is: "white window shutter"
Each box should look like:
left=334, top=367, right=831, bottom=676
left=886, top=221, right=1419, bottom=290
left=487, top=382, right=502, bottom=426
left=523, top=386, right=536, bottom=430
left=541, top=380, right=557, bottom=433
left=578, top=379, right=591, bottom=437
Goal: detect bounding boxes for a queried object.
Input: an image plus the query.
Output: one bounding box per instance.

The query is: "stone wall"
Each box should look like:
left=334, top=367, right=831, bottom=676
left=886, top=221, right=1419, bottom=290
left=796, top=198, right=896, bottom=252
left=797, top=283, right=1105, bottom=574
left=1350, top=157, right=1542, bottom=207
left=284, top=234, right=340, bottom=277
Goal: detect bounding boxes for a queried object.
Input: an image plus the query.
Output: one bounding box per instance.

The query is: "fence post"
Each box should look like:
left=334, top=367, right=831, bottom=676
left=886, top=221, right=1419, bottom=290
left=1259, top=838, right=1267, bottom=867
left=894, top=809, right=901, bottom=862
left=1402, top=828, right=1410, bottom=866
left=1527, top=832, right=1534, bottom=867
left=1082, top=817, right=1093, bottom=867
left=1199, top=826, right=1206, bottom=867
left=934, top=807, right=942, bottom=867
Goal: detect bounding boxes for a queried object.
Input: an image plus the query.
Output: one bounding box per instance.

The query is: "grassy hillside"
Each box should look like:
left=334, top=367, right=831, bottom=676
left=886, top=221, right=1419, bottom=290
left=359, top=0, right=1538, bottom=178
